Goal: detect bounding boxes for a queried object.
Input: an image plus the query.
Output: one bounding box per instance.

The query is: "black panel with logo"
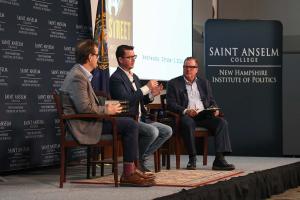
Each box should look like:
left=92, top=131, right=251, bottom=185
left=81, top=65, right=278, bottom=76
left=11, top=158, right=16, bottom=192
left=204, top=19, right=282, bottom=156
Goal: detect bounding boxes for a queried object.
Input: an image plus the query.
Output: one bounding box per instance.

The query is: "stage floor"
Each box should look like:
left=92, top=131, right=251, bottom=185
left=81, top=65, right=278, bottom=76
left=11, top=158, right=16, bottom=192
left=0, top=156, right=299, bottom=200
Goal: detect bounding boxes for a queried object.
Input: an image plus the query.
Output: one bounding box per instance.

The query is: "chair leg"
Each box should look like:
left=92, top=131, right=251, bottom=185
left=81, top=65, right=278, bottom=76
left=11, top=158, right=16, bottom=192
left=175, top=136, right=180, bottom=169
left=60, top=147, right=65, bottom=188
left=101, top=147, right=104, bottom=176
left=162, top=152, right=166, bottom=167
left=166, top=153, right=171, bottom=170
left=91, top=147, right=97, bottom=177
left=154, top=151, right=158, bottom=172
left=87, top=147, right=91, bottom=179
left=64, top=149, right=67, bottom=182
left=157, top=149, right=161, bottom=172
left=203, top=136, right=208, bottom=166
left=166, top=141, right=171, bottom=170
left=113, top=141, right=118, bottom=187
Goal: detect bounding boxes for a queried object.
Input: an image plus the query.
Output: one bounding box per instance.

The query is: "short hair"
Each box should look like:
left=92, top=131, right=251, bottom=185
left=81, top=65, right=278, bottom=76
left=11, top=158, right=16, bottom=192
left=183, top=57, right=199, bottom=67
left=115, top=45, right=134, bottom=65
left=75, top=39, right=98, bottom=65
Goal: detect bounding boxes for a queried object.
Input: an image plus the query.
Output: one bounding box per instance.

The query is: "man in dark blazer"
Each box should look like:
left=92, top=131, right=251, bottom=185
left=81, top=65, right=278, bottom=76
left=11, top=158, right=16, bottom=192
left=60, top=39, right=154, bottom=186
left=110, top=45, right=172, bottom=173
left=166, top=57, right=235, bottom=170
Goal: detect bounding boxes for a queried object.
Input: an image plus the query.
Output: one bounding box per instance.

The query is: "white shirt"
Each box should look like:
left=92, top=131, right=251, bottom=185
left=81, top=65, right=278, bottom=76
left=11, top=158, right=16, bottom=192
left=183, top=77, right=205, bottom=114
left=79, top=64, right=93, bottom=82
left=118, top=67, right=154, bottom=118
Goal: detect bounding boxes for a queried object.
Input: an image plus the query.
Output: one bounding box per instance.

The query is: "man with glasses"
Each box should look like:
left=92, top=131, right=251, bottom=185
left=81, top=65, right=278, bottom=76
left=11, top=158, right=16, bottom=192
left=110, top=45, right=172, bottom=173
left=166, top=57, right=235, bottom=171
left=60, top=40, right=155, bottom=186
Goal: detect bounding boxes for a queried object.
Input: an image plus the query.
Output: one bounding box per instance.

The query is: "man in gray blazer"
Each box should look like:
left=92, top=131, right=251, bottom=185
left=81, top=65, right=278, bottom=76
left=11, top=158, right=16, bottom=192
left=60, top=39, right=154, bottom=186
left=166, top=57, right=235, bottom=171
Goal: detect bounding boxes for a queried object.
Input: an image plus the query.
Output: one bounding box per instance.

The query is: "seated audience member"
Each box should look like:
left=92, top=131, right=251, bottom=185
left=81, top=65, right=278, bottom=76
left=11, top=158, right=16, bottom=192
left=109, top=45, right=172, bottom=173
left=60, top=39, right=154, bottom=186
left=166, top=57, right=235, bottom=170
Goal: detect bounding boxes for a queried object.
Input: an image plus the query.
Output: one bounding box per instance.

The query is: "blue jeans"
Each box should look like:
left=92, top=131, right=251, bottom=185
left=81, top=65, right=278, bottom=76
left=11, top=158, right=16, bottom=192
left=138, top=121, right=172, bottom=165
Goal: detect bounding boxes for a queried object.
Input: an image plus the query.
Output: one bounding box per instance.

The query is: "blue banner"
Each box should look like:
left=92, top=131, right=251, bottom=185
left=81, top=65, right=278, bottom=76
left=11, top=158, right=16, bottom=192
left=91, top=0, right=110, bottom=93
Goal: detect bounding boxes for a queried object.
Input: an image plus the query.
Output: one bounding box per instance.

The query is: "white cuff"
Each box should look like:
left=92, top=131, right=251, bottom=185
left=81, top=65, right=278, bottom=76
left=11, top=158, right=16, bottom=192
left=141, top=85, right=150, bottom=95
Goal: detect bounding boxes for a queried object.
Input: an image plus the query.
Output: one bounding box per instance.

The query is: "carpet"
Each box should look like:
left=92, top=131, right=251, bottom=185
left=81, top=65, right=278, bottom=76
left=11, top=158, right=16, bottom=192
left=72, top=170, right=245, bottom=187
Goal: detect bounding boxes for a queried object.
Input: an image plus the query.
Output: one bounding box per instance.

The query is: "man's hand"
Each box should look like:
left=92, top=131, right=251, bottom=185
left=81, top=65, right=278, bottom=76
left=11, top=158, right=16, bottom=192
left=151, top=84, right=163, bottom=97
left=213, top=109, right=220, bottom=117
left=186, top=109, right=198, bottom=117
left=105, top=103, right=122, bottom=115
left=146, top=80, right=159, bottom=90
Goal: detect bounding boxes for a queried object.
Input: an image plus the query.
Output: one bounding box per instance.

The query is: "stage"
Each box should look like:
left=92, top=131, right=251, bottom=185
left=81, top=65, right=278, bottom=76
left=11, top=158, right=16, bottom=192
left=0, top=156, right=299, bottom=200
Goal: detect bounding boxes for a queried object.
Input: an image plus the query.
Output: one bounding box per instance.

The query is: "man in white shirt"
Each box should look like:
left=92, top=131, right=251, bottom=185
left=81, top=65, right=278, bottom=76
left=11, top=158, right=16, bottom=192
left=110, top=45, right=172, bottom=173
left=166, top=57, right=235, bottom=171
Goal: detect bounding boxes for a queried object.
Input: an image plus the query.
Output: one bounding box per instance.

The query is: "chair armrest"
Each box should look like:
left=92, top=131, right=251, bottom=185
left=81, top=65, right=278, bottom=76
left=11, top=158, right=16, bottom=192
left=165, top=111, right=180, bottom=123
left=62, top=113, right=119, bottom=139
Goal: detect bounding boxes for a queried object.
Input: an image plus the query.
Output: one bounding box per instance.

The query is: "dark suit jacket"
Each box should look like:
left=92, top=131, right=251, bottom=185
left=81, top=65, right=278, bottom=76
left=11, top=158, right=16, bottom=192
left=109, top=67, right=152, bottom=116
left=166, top=75, right=217, bottom=115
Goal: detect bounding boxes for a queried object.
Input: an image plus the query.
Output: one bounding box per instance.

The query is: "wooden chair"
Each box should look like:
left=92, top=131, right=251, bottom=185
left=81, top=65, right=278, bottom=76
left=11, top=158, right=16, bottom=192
left=158, top=94, right=209, bottom=170
left=53, top=90, right=120, bottom=188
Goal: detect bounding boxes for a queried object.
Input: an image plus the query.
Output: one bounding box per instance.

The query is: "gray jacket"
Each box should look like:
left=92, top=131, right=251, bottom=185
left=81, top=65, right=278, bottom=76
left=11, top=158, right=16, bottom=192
left=60, top=64, right=105, bottom=144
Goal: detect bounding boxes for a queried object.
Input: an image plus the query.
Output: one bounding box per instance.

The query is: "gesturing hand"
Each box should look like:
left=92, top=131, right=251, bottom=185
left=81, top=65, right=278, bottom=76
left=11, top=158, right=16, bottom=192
left=213, top=109, right=220, bottom=117
left=105, top=103, right=122, bottom=115
left=146, top=80, right=159, bottom=90
left=151, top=83, right=163, bottom=96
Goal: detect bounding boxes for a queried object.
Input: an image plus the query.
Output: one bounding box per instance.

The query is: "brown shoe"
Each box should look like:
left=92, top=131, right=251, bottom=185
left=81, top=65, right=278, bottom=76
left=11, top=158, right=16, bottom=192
left=135, top=169, right=156, bottom=179
left=120, top=172, right=154, bottom=187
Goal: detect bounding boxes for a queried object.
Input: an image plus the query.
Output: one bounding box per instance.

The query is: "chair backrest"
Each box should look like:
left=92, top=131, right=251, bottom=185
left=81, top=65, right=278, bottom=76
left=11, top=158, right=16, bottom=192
left=52, top=90, right=71, bottom=146
left=53, top=89, right=63, bottom=119
left=160, top=94, right=167, bottom=110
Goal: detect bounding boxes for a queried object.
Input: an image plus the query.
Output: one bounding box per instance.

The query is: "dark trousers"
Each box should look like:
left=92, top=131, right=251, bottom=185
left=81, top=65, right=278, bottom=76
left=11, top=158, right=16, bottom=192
left=180, top=114, right=232, bottom=157
left=103, top=117, right=138, bottom=162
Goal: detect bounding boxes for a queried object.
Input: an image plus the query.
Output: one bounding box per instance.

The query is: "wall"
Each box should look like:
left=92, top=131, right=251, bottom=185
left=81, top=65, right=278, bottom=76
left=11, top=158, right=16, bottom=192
left=0, top=1, right=92, bottom=172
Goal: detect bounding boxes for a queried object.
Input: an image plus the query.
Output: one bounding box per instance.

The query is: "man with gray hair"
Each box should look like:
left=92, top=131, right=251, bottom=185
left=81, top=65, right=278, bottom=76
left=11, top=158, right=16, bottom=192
left=166, top=57, right=235, bottom=171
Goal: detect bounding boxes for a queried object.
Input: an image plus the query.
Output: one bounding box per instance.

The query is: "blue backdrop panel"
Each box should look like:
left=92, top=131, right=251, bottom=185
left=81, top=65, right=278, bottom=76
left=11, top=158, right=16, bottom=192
left=0, top=1, right=92, bottom=172
left=204, top=20, right=282, bottom=156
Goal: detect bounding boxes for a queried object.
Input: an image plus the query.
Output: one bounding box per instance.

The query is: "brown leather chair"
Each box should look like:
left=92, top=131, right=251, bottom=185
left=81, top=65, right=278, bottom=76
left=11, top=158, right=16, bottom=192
left=158, top=94, right=209, bottom=170
left=53, top=90, right=121, bottom=188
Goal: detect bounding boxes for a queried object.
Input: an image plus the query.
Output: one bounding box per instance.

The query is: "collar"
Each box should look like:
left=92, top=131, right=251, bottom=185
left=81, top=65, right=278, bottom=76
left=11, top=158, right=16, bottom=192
left=79, top=64, right=93, bottom=82
left=119, top=66, right=133, bottom=77
left=183, top=76, right=197, bottom=85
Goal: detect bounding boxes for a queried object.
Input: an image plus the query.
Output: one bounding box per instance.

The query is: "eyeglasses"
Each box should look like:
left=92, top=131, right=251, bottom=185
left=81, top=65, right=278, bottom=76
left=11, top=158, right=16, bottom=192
left=184, top=65, right=198, bottom=69
left=92, top=53, right=99, bottom=58
left=122, top=55, right=137, bottom=60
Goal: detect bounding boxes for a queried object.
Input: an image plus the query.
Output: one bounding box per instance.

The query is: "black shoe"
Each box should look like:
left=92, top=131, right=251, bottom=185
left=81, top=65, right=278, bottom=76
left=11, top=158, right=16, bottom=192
left=186, top=157, right=196, bottom=170
left=212, top=159, right=235, bottom=171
